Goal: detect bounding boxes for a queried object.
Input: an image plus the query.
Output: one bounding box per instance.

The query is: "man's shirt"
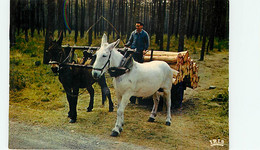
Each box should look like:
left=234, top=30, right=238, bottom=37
left=125, top=30, right=150, bottom=53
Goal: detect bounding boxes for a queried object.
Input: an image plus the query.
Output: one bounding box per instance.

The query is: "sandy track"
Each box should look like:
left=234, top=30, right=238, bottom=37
left=9, top=121, right=151, bottom=150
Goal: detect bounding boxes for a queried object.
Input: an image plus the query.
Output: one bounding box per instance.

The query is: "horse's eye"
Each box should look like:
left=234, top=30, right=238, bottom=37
left=102, top=54, right=107, bottom=57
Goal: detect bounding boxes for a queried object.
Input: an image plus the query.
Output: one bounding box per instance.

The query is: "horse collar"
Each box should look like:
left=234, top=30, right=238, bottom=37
left=108, top=50, right=134, bottom=78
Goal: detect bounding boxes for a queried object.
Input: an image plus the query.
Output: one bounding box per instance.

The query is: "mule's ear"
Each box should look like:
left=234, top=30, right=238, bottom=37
left=57, top=31, right=63, bottom=45
left=101, top=33, right=108, bottom=46
left=112, top=39, right=120, bottom=48
left=108, top=39, right=120, bottom=50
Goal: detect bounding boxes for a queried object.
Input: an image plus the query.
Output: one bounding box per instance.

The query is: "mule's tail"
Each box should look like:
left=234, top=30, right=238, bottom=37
left=172, top=69, right=179, bottom=77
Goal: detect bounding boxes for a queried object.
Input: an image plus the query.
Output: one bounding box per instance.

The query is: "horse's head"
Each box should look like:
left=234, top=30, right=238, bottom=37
left=92, top=34, right=120, bottom=79
left=47, top=31, right=64, bottom=73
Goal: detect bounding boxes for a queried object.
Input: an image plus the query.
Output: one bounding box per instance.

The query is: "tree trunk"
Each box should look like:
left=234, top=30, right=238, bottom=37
left=80, top=0, right=85, bottom=38
left=23, top=0, right=29, bottom=42
left=40, top=0, right=45, bottom=36
left=166, top=0, right=174, bottom=51
left=43, top=0, right=55, bottom=64
left=75, top=0, right=78, bottom=43
left=175, top=0, right=180, bottom=38
left=199, top=0, right=208, bottom=61
left=58, top=0, right=64, bottom=34
left=150, top=0, right=156, bottom=35
left=159, top=0, right=166, bottom=50
left=88, top=0, right=94, bottom=45
left=127, top=0, right=133, bottom=39
left=10, top=0, right=17, bottom=47
left=195, top=0, right=202, bottom=42
left=178, top=0, right=187, bottom=52
left=69, top=0, right=73, bottom=34
left=35, top=0, right=40, bottom=35
left=30, top=0, right=36, bottom=38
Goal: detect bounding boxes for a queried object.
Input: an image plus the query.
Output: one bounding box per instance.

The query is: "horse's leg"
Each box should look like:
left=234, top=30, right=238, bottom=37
left=164, top=89, right=172, bottom=126
left=98, top=75, right=114, bottom=112
left=111, top=94, right=130, bottom=137
left=86, top=85, right=94, bottom=112
left=148, top=92, right=160, bottom=122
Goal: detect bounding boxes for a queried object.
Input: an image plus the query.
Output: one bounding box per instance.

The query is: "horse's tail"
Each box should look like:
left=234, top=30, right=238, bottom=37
left=172, top=68, right=179, bottom=77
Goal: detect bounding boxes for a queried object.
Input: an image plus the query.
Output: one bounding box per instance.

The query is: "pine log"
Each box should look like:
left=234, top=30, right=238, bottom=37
left=183, top=51, right=189, bottom=62
left=145, top=50, right=188, bottom=57
left=172, top=69, right=179, bottom=77
left=144, top=56, right=178, bottom=63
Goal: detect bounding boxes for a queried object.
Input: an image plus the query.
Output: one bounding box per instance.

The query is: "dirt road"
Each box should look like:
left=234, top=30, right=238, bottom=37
left=9, top=121, right=151, bottom=149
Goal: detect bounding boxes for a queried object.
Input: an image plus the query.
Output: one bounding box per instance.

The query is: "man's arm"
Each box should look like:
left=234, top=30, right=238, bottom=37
left=125, top=31, right=134, bottom=47
left=144, top=31, right=150, bottom=50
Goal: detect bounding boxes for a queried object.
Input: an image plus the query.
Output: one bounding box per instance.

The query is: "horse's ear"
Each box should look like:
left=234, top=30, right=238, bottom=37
left=101, top=33, right=108, bottom=46
left=57, top=31, right=63, bottom=45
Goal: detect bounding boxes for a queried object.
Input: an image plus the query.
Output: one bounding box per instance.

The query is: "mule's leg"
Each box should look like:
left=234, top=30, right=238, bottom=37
left=101, top=86, right=113, bottom=111
left=111, top=94, right=131, bottom=137
left=148, top=92, right=160, bottom=122
left=105, top=87, right=114, bottom=112
left=63, top=86, right=78, bottom=123
left=65, top=89, right=73, bottom=119
left=86, top=85, right=94, bottom=112
left=98, top=75, right=114, bottom=112
left=164, top=89, right=172, bottom=126
left=69, top=88, right=79, bottom=123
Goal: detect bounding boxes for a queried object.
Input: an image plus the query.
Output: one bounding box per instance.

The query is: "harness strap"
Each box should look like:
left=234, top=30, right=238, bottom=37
left=92, top=51, right=112, bottom=74
left=108, top=49, right=134, bottom=77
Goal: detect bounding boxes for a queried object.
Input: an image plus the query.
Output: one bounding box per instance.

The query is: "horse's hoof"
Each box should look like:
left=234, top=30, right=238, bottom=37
left=110, top=131, right=119, bottom=137
left=69, top=119, right=76, bottom=123
left=166, top=121, right=171, bottom=126
left=148, top=117, right=155, bottom=122
left=109, top=108, right=114, bottom=112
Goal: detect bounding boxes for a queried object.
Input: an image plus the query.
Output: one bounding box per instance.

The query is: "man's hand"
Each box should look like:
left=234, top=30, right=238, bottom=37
left=143, top=50, right=148, bottom=55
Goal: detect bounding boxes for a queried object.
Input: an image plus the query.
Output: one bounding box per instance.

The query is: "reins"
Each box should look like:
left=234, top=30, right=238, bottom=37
left=66, top=89, right=87, bottom=97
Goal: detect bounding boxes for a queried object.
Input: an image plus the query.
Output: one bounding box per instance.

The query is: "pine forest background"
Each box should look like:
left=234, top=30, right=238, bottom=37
left=9, top=0, right=229, bottom=64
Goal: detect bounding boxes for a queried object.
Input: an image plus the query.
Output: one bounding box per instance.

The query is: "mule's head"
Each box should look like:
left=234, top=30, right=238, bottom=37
left=92, top=34, right=120, bottom=79
left=47, top=31, right=64, bottom=73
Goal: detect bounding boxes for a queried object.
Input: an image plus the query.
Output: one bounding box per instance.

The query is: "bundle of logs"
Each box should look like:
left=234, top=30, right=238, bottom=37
left=144, top=50, right=199, bottom=89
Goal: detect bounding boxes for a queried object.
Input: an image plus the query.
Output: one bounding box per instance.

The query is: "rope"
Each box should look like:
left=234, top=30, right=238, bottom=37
left=65, top=89, right=87, bottom=97
left=85, top=16, right=125, bottom=45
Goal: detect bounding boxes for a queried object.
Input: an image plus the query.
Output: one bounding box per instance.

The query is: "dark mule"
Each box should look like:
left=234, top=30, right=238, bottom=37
left=47, top=32, right=113, bottom=123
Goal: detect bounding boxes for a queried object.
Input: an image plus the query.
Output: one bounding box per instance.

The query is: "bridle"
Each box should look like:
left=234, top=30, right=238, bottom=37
left=92, top=50, right=112, bottom=75
left=48, top=47, right=72, bottom=70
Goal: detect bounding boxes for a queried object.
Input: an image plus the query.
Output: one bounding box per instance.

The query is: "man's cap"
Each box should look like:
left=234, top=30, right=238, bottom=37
left=136, top=21, right=144, bottom=26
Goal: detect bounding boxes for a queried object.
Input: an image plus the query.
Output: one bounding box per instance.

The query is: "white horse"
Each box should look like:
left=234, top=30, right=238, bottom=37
left=92, top=34, right=174, bottom=137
